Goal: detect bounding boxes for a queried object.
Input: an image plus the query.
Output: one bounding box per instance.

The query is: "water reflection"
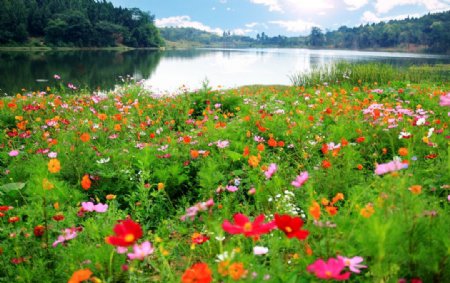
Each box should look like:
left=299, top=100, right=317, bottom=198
left=0, top=50, right=162, bottom=94
left=0, top=48, right=448, bottom=95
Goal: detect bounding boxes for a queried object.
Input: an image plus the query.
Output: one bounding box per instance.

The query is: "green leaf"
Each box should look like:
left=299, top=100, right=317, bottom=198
left=0, top=182, right=26, bottom=194
left=226, top=150, right=242, bottom=161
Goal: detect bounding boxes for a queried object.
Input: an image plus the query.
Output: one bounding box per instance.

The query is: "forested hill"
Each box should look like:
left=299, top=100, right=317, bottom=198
left=0, top=0, right=163, bottom=48
left=161, top=11, right=450, bottom=54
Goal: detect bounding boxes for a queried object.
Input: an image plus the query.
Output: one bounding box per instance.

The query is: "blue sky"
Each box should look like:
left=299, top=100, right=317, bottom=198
left=109, top=0, right=450, bottom=36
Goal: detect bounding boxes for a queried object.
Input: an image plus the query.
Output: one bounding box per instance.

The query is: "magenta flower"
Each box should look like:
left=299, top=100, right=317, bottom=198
left=127, top=241, right=154, bottom=260
left=291, top=171, right=308, bottom=188
left=375, top=160, right=408, bottom=175
left=52, top=228, right=78, bottom=247
left=337, top=256, right=367, bottom=273
left=439, top=93, right=450, bottom=106
left=8, top=150, right=19, bottom=157
left=264, top=163, right=277, bottom=179
left=307, top=257, right=351, bottom=281
left=222, top=213, right=276, bottom=237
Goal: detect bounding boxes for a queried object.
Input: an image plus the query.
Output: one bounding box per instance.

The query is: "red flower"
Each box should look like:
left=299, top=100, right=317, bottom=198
left=322, top=160, right=332, bottom=169
left=106, top=219, right=143, bottom=247
left=34, top=225, right=45, bottom=237
left=0, top=206, right=12, bottom=211
left=355, top=136, right=365, bottom=143
left=274, top=214, right=309, bottom=240
left=222, top=213, right=276, bottom=237
left=52, top=214, right=65, bottom=221
left=8, top=216, right=20, bottom=223
left=181, top=262, right=213, bottom=283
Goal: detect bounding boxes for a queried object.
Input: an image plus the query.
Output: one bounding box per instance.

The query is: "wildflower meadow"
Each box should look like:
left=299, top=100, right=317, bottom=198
left=0, top=69, right=449, bottom=282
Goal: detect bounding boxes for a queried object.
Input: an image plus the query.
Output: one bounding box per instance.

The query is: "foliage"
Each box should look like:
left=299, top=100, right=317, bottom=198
left=0, top=65, right=449, bottom=282
left=0, top=0, right=163, bottom=48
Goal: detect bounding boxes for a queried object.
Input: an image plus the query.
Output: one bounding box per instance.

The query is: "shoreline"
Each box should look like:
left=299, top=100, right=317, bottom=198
left=1, top=44, right=448, bottom=56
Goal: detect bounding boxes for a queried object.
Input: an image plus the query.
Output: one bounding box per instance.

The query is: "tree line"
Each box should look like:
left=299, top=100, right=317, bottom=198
left=0, top=0, right=163, bottom=48
left=162, top=11, right=449, bottom=54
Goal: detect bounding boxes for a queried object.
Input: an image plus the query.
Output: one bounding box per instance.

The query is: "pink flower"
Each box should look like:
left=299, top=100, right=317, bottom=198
left=52, top=228, right=78, bottom=247
left=8, top=150, right=19, bottom=157
left=291, top=171, right=308, bottom=188
left=226, top=185, right=239, bottom=192
left=439, top=93, right=450, bottom=107
left=264, top=163, right=277, bottom=179
left=248, top=187, right=256, bottom=195
left=337, top=256, right=367, bottom=273
left=54, top=74, right=61, bottom=80
left=127, top=241, right=154, bottom=260
left=81, top=202, right=108, bottom=213
left=375, top=160, right=408, bottom=175
left=216, top=140, right=230, bottom=148
left=180, top=198, right=214, bottom=221
left=307, top=257, right=351, bottom=281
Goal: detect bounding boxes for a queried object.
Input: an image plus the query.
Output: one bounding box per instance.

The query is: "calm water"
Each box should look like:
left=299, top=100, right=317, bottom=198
left=1, top=48, right=449, bottom=95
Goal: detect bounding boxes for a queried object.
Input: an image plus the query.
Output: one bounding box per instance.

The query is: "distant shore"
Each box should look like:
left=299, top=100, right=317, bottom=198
left=1, top=43, right=448, bottom=56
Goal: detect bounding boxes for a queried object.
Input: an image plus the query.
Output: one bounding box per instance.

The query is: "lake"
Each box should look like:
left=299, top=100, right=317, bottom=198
left=1, top=48, right=449, bottom=95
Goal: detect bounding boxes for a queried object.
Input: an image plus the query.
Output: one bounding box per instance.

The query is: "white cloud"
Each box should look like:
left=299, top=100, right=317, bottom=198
left=344, top=0, right=369, bottom=10
left=361, top=11, right=421, bottom=23
left=155, top=16, right=223, bottom=35
left=232, top=28, right=254, bottom=35
left=245, top=22, right=259, bottom=28
left=284, top=0, right=334, bottom=11
left=269, top=19, right=319, bottom=34
left=249, top=0, right=283, bottom=12
left=374, top=0, right=450, bottom=14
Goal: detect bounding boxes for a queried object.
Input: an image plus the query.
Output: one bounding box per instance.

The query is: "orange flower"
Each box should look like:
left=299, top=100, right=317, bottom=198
left=357, top=164, right=363, bottom=170
left=97, top=113, right=107, bottom=121
left=190, top=150, right=199, bottom=159
left=248, top=155, right=259, bottom=168
left=331, top=193, right=344, bottom=204
left=81, top=174, right=91, bottom=190
left=80, top=133, right=90, bottom=143
left=183, top=136, right=191, bottom=144
left=309, top=201, right=321, bottom=220
left=360, top=204, right=375, bottom=218
left=218, top=260, right=230, bottom=276
left=68, top=268, right=92, bottom=283
left=114, top=124, right=122, bottom=131
left=181, top=262, right=213, bottom=283
left=267, top=138, right=277, bottom=147
left=408, top=185, right=422, bottom=195
left=256, top=143, right=265, bottom=152
left=325, top=206, right=338, bottom=216
left=228, top=262, right=247, bottom=281
left=277, top=141, right=285, bottom=147
left=398, top=147, right=408, bottom=156
left=42, top=178, right=54, bottom=190
left=48, top=159, right=61, bottom=173
left=106, top=194, right=116, bottom=200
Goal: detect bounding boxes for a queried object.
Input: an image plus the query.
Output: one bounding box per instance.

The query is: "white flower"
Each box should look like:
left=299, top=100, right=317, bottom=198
left=96, top=157, right=110, bottom=164
left=253, top=246, right=269, bottom=255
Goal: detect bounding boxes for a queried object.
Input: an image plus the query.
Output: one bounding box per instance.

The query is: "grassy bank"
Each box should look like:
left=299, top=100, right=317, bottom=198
left=0, top=66, right=449, bottom=282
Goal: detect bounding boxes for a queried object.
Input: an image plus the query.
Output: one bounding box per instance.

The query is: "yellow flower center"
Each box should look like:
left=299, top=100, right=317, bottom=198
left=243, top=222, right=252, bottom=232
left=285, top=226, right=292, bottom=233
left=325, top=271, right=332, bottom=277
left=124, top=234, right=135, bottom=243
